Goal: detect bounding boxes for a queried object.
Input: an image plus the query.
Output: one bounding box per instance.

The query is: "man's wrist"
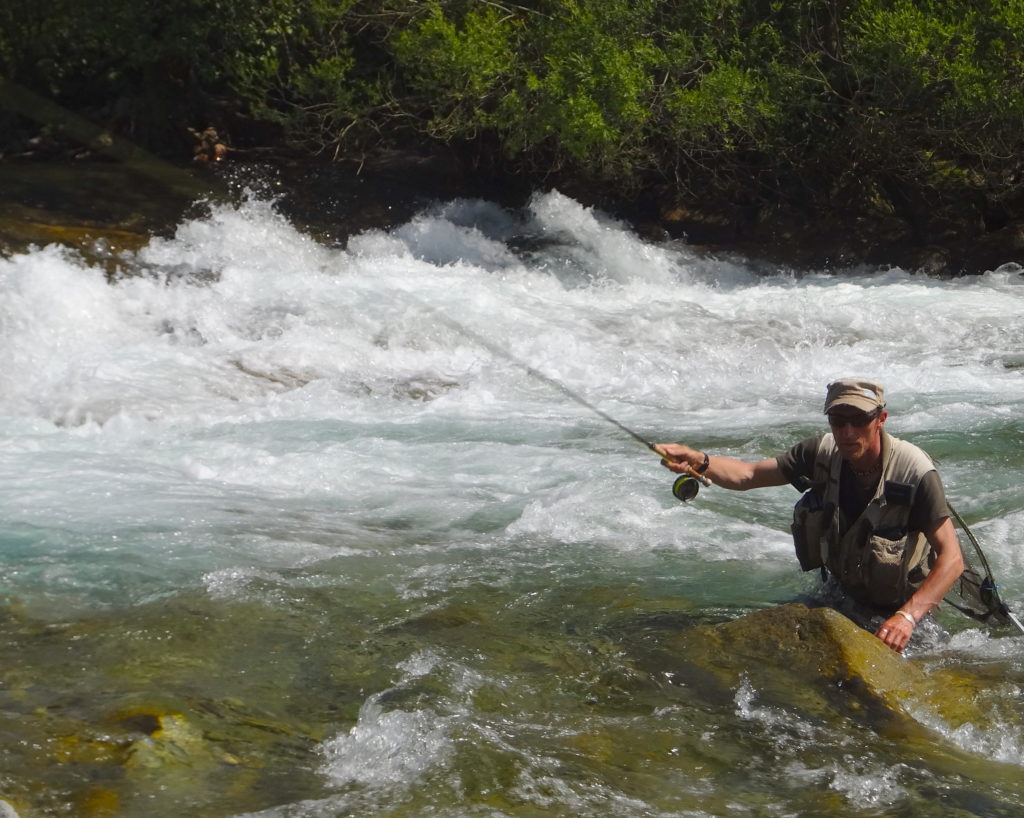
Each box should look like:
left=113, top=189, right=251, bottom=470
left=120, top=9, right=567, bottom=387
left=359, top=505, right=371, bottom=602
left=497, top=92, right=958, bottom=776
left=895, top=610, right=916, bottom=626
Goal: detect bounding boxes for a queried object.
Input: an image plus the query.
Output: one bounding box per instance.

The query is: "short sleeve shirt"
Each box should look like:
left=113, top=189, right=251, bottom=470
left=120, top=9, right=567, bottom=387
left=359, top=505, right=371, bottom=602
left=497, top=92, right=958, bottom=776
left=776, top=435, right=950, bottom=532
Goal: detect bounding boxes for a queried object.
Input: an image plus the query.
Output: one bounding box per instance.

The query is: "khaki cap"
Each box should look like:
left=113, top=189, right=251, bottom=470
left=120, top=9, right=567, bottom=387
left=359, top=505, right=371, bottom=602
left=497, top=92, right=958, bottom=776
left=823, top=379, right=886, bottom=414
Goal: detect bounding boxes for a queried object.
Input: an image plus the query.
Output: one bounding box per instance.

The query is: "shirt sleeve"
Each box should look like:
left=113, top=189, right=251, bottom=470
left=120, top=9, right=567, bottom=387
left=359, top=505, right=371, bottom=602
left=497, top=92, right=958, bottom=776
left=775, top=435, right=823, bottom=489
left=909, top=470, right=951, bottom=531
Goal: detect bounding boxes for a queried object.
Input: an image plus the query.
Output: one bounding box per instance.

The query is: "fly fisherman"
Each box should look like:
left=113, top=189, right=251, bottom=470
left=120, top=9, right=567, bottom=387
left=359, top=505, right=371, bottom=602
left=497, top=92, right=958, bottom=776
left=656, top=379, right=964, bottom=653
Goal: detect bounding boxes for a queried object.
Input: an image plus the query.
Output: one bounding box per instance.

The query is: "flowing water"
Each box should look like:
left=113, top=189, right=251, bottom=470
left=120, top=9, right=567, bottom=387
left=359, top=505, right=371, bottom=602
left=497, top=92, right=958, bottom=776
left=1, top=189, right=1022, bottom=817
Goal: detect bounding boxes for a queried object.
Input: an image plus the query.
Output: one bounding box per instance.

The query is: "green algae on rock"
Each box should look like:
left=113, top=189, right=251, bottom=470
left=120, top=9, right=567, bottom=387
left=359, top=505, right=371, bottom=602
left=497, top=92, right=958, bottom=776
left=661, top=604, right=992, bottom=731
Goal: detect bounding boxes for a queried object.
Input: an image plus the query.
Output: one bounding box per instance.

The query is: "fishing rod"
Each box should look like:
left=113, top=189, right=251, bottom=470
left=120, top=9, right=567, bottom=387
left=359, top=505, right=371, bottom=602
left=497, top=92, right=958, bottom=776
left=400, top=289, right=710, bottom=499
left=398, top=291, right=1024, bottom=633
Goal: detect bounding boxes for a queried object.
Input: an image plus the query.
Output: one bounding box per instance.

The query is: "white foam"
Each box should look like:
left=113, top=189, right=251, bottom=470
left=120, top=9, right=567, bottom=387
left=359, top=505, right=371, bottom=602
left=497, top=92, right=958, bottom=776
left=2, top=190, right=1023, bottom=607
left=826, top=761, right=910, bottom=809
left=319, top=700, right=454, bottom=789
left=903, top=699, right=1024, bottom=767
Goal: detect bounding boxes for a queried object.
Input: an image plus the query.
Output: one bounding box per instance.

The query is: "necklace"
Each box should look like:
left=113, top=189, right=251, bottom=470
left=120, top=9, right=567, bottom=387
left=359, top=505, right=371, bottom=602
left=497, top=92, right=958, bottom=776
left=852, top=461, right=881, bottom=478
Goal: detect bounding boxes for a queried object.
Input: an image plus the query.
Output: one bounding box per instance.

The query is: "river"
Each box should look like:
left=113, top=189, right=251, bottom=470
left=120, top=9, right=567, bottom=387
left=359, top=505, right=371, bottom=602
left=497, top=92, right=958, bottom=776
left=0, top=187, right=1022, bottom=817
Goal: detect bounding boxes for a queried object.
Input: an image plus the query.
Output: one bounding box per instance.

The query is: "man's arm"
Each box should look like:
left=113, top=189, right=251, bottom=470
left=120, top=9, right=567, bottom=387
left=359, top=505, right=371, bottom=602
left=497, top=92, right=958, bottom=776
left=874, top=516, right=964, bottom=653
left=654, top=443, right=789, bottom=491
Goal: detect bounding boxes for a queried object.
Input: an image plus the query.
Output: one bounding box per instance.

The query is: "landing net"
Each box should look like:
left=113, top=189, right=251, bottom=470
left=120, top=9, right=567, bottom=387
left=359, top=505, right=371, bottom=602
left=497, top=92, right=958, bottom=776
left=946, top=506, right=1024, bottom=634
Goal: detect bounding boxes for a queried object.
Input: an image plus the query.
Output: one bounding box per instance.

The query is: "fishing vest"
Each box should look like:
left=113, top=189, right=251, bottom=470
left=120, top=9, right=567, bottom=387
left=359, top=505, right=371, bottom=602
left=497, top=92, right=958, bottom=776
left=791, top=431, right=935, bottom=610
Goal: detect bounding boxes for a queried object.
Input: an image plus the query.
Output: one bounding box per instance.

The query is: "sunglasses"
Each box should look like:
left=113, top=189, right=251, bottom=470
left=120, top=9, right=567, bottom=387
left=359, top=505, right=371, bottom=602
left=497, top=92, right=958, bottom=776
left=827, top=410, right=880, bottom=429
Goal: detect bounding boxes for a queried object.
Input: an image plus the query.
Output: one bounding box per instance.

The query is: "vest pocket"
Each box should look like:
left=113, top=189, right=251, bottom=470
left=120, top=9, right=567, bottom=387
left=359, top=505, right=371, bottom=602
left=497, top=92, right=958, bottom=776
left=792, top=490, right=831, bottom=571
left=861, top=533, right=910, bottom=607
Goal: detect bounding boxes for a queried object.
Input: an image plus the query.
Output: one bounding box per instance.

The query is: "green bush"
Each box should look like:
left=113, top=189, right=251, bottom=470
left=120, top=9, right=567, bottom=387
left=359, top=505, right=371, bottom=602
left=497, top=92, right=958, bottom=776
left=3, top=0, right=1023, bottom=222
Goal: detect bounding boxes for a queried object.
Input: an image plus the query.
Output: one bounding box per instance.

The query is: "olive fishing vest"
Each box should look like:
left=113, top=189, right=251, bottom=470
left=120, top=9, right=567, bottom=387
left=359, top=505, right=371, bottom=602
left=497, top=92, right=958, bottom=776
left=791, top=431, right=935, bottom=610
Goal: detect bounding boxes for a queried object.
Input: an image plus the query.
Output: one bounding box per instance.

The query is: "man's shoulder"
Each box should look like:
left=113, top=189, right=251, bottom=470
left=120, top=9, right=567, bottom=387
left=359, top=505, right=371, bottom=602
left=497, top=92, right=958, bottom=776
left=885, top=433, right=936, bottom=476
left=777, top=433, right=830, bottom=482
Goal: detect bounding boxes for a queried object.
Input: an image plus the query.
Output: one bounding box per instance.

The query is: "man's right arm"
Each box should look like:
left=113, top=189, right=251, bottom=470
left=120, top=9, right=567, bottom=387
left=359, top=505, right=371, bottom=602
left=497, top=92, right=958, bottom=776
left=654, top=443, right=788, bottom=491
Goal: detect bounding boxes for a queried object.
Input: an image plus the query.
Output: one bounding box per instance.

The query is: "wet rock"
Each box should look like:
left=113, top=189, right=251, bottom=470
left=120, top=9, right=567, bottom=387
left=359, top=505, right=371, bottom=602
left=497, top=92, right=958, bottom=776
left=125, top=712, right=233, bottom=769
left=0, top=161, right=203, bottom=267
left=396, top=603, right=490, bottom=633
left=661, top=604, right=988, bottom=728
left=0, top=218, right=150, bottom=259
left=73, top=787, right=120, bottom=818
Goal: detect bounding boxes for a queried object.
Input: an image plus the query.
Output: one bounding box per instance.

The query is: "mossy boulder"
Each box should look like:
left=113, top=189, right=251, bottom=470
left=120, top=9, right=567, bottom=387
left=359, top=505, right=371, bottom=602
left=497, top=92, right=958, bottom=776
left=659, top=603, right=988, bottom=730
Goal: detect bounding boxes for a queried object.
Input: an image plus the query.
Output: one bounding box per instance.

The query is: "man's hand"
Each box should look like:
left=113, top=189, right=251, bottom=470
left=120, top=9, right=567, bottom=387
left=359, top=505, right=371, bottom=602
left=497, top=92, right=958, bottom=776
left=875, top=614, right=914, bottom=653
left=654, top=443, right=703, bottom=474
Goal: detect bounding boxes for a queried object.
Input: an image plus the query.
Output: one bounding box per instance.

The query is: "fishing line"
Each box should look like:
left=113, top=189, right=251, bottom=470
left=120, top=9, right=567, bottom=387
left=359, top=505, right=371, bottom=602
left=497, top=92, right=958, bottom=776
left=397, top=287, right=710, bottom=496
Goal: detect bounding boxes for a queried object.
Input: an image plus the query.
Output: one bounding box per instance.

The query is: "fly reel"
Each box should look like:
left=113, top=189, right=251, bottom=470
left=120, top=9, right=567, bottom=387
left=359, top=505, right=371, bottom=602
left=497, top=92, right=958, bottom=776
left=672, top=474, right=701, bottom=502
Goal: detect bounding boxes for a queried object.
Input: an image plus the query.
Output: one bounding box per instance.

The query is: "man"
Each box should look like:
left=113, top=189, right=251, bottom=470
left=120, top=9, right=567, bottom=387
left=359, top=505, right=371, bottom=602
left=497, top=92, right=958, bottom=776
left=656, top=378, right=964, bottom=653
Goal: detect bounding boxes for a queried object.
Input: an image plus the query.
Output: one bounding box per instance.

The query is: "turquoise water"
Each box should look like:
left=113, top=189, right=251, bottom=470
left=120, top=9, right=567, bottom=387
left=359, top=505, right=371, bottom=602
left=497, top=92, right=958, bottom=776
left=0, top=191, right=1022, bottom=816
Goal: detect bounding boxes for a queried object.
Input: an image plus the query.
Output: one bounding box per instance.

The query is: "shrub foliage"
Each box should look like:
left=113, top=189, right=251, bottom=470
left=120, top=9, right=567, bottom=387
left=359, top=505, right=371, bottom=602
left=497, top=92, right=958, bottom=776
left=3, top=0, right=1023, bottom=221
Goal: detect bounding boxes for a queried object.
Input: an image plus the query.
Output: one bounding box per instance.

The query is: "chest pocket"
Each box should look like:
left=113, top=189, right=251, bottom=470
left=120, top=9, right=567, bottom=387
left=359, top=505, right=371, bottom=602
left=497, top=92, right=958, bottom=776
left=853, top=480, right=922, bottom=607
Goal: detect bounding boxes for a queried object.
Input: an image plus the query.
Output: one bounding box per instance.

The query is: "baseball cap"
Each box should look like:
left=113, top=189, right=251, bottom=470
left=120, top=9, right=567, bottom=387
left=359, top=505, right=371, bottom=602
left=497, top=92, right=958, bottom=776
left=823, top=379, right=886, bottom=414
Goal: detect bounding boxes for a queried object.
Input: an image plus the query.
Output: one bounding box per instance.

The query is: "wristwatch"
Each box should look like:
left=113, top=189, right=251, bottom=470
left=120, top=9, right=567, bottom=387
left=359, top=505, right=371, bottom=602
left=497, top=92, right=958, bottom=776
left=696, top=452, right=710, bottom=474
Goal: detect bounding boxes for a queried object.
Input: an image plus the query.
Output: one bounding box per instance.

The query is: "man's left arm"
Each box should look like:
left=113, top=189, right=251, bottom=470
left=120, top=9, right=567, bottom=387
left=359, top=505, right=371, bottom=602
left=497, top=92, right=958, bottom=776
left=875, top=517, right=964, bottom=653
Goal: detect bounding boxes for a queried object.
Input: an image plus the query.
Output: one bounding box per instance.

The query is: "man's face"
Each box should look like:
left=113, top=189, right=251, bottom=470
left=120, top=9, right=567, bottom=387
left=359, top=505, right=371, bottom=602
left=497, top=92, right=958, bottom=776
left=827, top=407, right=886, bottom=462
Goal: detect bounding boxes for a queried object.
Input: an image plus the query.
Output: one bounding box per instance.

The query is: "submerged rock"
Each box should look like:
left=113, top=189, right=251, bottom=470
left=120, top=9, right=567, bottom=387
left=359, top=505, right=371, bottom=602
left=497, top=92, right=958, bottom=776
left=124, top=712, right=234, bottom=770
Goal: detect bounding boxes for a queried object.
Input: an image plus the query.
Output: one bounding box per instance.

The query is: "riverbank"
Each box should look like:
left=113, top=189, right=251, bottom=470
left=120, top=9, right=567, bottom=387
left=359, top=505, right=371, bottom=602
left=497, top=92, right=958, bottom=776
left=3, top=152, right=1023, bottom=276
left=0, top=153, right=524, bottom=262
